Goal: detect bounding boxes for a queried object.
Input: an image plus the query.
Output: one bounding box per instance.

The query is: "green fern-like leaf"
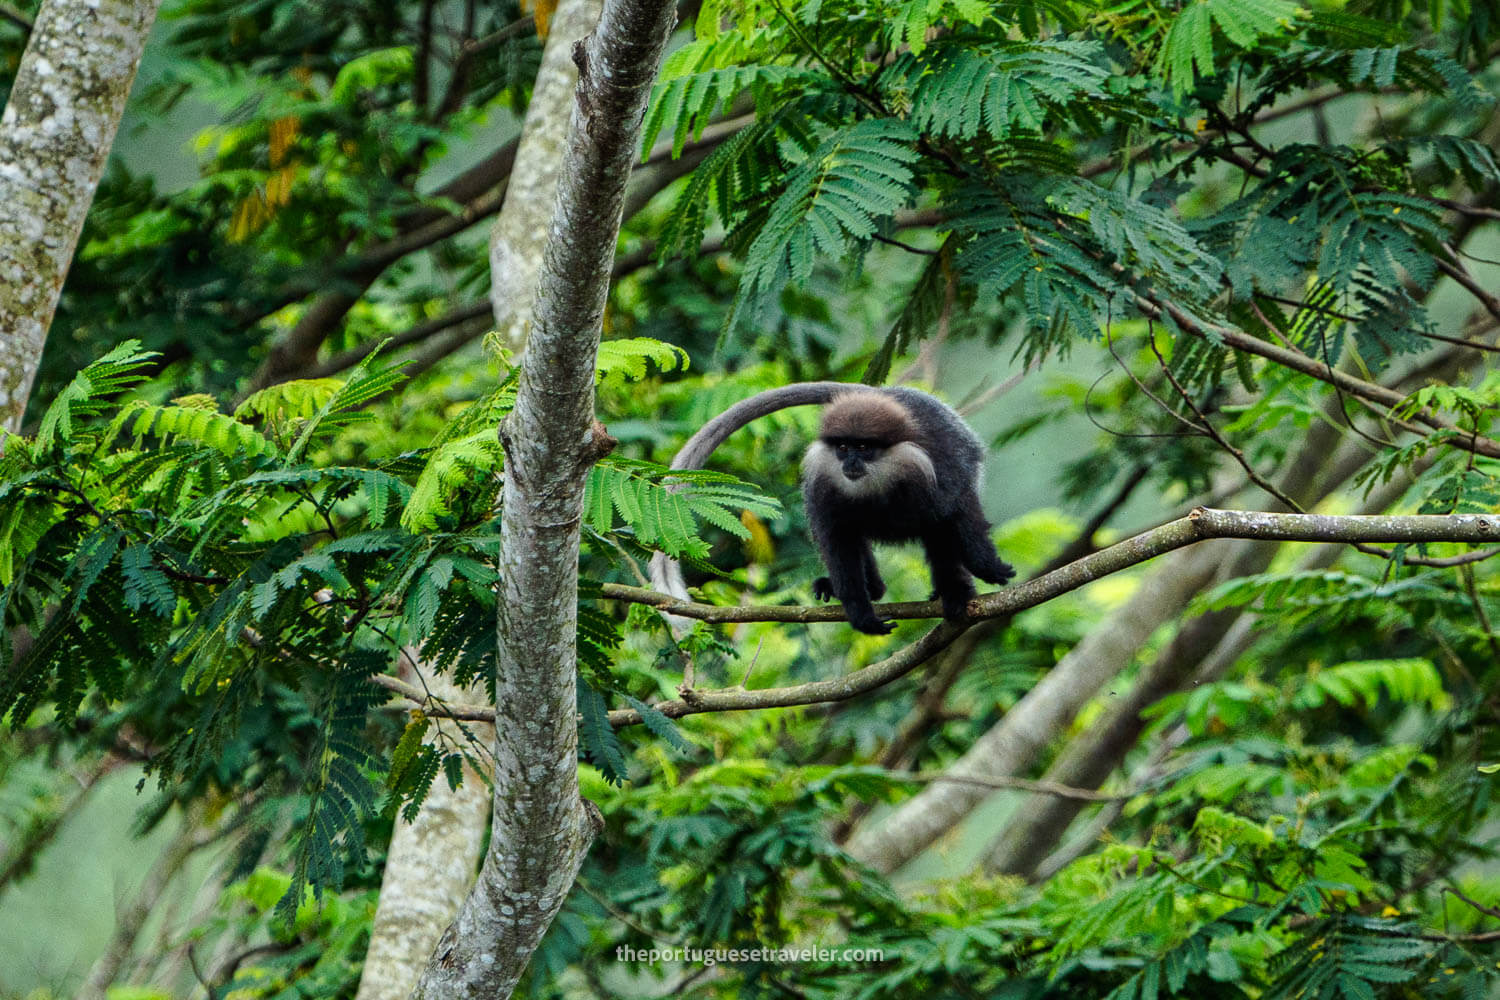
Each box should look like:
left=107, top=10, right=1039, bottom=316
left=401, top=430, right=504, bottom=532
left=277, top=647, right=385, bottom=920
left=1161, top=1, right=1216, bottom=96
left=730, top=117, right=919, bottom=330
left=1197, top=568, right=1461, bottom=627
left=66, top=525, right=125, bottom=614
left=396, top=745, right=442, bottom=823
left=121, top=543, right=176, bottom=617
left=656, top=115, right=778, bottom=260
left=1161, top=0, right=1302, bottom=96
left=578, top=678, right=629, bottom=785
left=386, top=714, right=432, bottom=791
left=33, top=340, right=158, bottom=454
left=596, top=338, right=689, bottom=389
left=644, top=62, right=822, bottom=158
left=235, top=378, right=347, bottom=421
left=284, top=351, right=408, bottom=463
left=888, top=39, right=1109, bottom=141
left=1402, top=134, right=1500, bottom=191
left=948, top=175, right=1141, bottom=351
left=1209, top=0, right=1301, bottom=47
left=584, top=460, right=781, bottom=560
left=122, top=401, right=279, bottom=459
left=1264, top=916, right=1431, bottom=1000
left=623, top=694, right=695, bottom=753
left=577, top=602, right=623, bottom=679
left=1292, top=658, right=1450, bottom=712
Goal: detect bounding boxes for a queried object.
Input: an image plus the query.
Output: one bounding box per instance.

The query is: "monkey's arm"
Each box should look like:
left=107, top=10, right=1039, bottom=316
left=952, top=487, right=1015, bottom=585
left=922, top=528, right=977, bottom=620
left=808, top=507, right=894, bottom=635
left=813, top=539, right=884, bottom=602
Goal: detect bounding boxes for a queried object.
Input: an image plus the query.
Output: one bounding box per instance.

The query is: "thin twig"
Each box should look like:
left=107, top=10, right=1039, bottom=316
left=460, top=14, right=535, bottom=57
left=1141, top=292, right=1500, bottom=460
left=1147, top=327, right=1304, bottom=512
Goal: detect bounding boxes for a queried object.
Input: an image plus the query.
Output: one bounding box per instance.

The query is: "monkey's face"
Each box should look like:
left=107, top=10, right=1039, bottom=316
left=805, top=437, right=934, bottom=501
left=832, top=440, right=884, bottom=483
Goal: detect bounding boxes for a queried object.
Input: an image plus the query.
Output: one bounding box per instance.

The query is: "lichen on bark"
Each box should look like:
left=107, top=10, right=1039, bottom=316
left=0, top=0, right=161, bottom=431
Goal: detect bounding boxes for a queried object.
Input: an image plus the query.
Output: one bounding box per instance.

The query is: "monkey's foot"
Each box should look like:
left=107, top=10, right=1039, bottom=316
left=975, top=559, right=1016, bottom=585
left=936, top=587, right=976, bottom=620
left=813, top=576, right=836, bottom=602
left=848, top=614, right=896, bottom=635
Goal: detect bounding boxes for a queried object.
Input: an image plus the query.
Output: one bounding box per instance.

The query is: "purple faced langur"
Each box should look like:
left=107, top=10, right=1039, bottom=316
left=801, top=388, right=1015, bottom=635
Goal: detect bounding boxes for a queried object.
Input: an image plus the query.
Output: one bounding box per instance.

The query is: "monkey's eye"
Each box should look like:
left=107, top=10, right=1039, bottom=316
left=834, top=444, right=850, bottom=457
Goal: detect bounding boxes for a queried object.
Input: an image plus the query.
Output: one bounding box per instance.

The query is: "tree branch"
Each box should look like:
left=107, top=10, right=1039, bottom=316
left=376, top=508, right=1499, bottom=733
left=252, top=108, right=748, bottom=388
left=301, top=300, right=492, bottom=380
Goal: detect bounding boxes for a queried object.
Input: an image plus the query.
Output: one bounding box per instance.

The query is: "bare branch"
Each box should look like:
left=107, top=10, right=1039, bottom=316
left=303, top=300, right=492, bottom=380
left=374, top=506, right=1499, bottom=739
left=1436, top=251, right=1500, bottom=328
left=1139, top=292, right=1500, bottom=460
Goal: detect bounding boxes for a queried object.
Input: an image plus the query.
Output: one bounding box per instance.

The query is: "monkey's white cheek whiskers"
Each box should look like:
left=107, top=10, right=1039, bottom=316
left=836, top=455, right=906, bottom=498
left=837, top=472, right=887, bottom=499
left=889, top=442, right=936, bottom=491
left=801, top=441, right=838, bottom=486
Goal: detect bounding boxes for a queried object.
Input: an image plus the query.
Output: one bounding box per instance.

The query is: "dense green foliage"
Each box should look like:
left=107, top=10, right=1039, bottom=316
left=4, top=0, right=1500, bottom=996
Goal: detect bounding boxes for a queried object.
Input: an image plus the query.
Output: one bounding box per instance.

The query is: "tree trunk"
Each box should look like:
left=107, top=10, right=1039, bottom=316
left=354, top=665, right=495, bottom=1000
left=0, top=0, right=160, bottom=432
left=488, top=0, right=604, bottom=353
left=411, top=0, right=678, bottom=994
left=357, top=6, right=603, bottom=990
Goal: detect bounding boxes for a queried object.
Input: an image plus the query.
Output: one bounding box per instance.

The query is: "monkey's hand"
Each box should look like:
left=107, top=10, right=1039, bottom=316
left=932, top=585, right=976, bottom=621
left=846, top=610, right=896, bottom=635
left=812, top=576, right=836, bottom=602
left=975, top=559, right=1016, bottom=586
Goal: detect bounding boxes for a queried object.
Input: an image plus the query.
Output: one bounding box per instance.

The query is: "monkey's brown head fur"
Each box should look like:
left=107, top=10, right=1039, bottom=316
left=819, top=392, right=916, bottom=444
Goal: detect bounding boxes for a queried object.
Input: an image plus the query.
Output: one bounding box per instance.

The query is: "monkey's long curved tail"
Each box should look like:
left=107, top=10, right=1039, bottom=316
left=648, top=381, right=871, bottom=615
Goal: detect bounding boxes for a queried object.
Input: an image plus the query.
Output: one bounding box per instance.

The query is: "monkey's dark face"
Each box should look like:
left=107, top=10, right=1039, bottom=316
left=830, top=439, right=884, bottom=482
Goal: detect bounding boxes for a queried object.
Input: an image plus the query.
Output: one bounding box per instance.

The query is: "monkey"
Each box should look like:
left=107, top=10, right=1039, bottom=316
left=801, top=387, right=1015, bottom=635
